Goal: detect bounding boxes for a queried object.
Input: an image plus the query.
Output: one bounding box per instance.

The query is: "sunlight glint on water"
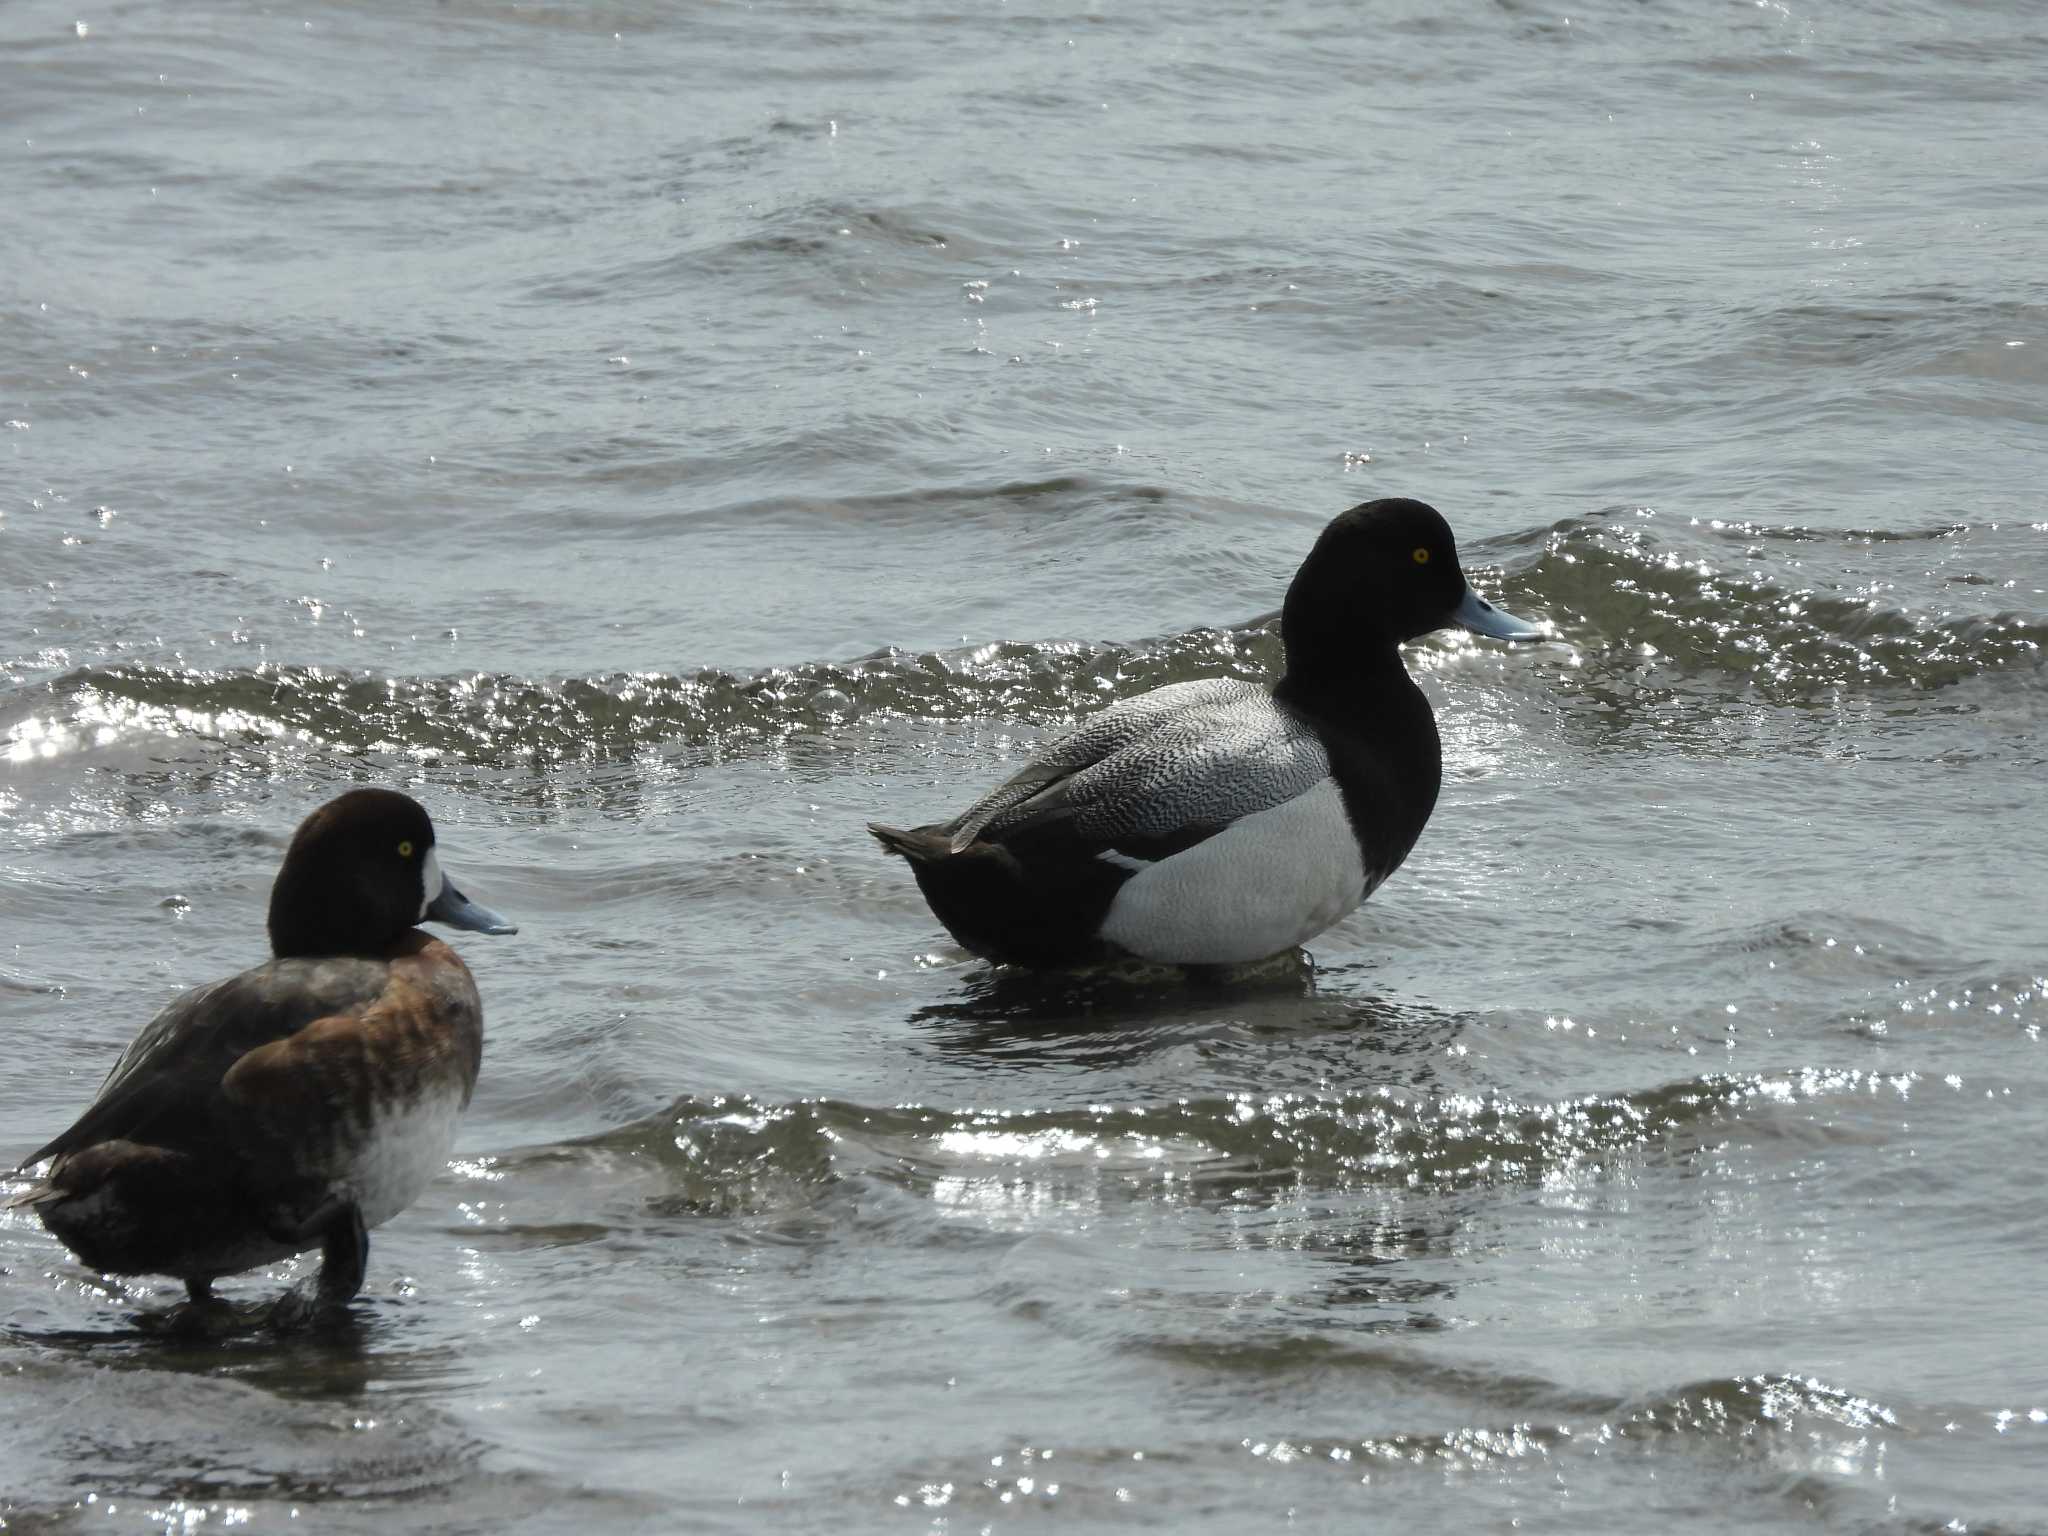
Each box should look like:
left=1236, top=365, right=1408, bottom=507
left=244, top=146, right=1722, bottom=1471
left=3, top=0, right=2047, bottom=1530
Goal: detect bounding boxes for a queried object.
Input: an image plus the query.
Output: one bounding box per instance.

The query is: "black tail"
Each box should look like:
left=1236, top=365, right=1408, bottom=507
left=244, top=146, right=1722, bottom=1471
left=867, top=820, right=1123, bottom=968
left=867, top=822, right=954, bottom=864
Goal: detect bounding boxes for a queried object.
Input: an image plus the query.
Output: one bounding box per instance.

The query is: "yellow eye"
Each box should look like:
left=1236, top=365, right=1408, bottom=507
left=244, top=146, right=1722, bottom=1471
left=1412, top=547, right=1431, bottom=565
left=397, top=840, right=415, bottom=858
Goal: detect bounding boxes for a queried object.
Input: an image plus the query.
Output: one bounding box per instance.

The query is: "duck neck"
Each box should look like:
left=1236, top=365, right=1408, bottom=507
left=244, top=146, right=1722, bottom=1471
left=267, top=868, right=399, bottom=960
left=1275, top=638, right=1416, bottom=715
left=1275, top=642, right=1443, bottom=864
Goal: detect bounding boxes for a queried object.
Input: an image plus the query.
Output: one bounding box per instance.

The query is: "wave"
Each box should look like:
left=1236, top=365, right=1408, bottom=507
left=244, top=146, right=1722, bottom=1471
left=5, top=511, right=2038, bottom=775
left=1508, top=510, right=2048, bottom=696
left=494, top=1068, right=1904, bottom=1215
left=0, top=626, right=1272, bottom=772
left=860, top=1368, right=1911, bottom=1528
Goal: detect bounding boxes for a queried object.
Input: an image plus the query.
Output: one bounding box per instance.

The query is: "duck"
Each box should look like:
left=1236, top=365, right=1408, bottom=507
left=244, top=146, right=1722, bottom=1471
left=868, top=497, right=1547, bottom=970
left=8, top=788, right=516, bottom=1328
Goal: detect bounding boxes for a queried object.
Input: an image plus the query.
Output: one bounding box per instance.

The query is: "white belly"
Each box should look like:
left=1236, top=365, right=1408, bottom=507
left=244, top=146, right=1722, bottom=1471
left=346, top=1090, right=464, bottom=1229
left=1098, top=776, right=1369, bottom=965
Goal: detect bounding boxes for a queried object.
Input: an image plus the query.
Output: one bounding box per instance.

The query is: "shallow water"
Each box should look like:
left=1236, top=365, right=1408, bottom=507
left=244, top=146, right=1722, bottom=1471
left=3, top=0, right=2046, bottom=1529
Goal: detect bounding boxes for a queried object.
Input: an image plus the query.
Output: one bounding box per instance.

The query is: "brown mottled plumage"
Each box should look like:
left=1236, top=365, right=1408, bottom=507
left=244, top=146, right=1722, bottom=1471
left=9, top=789, right=515, bottom=1329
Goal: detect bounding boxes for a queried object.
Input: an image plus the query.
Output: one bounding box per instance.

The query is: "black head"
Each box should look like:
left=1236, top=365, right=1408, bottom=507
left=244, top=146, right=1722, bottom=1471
left=266, top=789, right=516, bottom=959
left=1279, top=498, right=1543, bottom=679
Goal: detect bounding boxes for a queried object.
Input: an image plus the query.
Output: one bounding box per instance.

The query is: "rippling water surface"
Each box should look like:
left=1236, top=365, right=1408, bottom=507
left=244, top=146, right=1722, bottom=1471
left=4, top=0, right=2046, bottom=1530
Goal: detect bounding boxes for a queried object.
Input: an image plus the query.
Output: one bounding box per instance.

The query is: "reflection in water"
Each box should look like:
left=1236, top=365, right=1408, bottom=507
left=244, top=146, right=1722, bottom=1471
left=0, top=1296, right=494, bottom=1400
left=908, top=949, right=1318, bottom=1067
left=1293, top=1215, right=1465, bottom=1319
left=906, top=954, right=1480, bottom=1082
left=1, top=1301, right=496, bottom=1524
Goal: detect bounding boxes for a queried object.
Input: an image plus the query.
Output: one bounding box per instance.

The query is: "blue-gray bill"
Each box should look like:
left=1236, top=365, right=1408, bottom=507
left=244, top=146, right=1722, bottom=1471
left=1451, top=584, right=1547, bottom=642
left=426, top=881, right=518, bottom=935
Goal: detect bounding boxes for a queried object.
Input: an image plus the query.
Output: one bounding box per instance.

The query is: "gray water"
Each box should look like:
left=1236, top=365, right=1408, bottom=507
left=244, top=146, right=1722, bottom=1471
left=4, top=0, right=2046, bottom=1529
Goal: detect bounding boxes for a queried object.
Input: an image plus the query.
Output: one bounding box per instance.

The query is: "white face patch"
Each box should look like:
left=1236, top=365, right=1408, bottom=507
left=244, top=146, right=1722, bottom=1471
left=418, top=846, right=444, bottom=921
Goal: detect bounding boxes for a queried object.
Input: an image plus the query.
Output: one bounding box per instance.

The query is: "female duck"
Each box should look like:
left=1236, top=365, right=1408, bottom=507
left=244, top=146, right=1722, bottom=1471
left=869, top=498, right=1546, bottom=969
left=10, top=788, right=515, bottom=1327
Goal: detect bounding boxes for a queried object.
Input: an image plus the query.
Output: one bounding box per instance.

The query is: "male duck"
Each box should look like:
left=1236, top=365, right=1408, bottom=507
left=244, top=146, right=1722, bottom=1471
left=869, top=497, right=1546, bottom=969
left=10, top=788, right=515, bottom=1327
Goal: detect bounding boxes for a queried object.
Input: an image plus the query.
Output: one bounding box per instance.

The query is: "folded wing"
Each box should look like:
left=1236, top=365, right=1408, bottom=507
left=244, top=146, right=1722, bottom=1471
left=16, top=957, right=391, bottom=1170
left=957, top=679, right=1334, bottom=865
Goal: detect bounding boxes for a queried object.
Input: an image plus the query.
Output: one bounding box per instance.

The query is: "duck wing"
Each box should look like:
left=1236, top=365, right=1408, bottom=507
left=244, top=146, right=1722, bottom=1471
left=16, top=956, right=391, bottom=1170
left=966, top=680, right=1334, bottom=866
left=940, top=679, right=1259, bottom=846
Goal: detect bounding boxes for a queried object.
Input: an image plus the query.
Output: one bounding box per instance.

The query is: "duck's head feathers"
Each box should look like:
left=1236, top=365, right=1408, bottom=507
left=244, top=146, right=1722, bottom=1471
left=1281, top=498, right=1544, bottom=668
left=266, top=789, right=515, bottom=959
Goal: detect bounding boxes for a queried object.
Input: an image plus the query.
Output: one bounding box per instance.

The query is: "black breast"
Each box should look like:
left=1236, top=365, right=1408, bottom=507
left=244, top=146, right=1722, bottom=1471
left=1278, top=667, right=1442, bottom=888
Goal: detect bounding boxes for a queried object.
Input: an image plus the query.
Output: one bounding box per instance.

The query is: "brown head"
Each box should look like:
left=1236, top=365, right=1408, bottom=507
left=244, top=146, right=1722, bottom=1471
left=265, top=788, right=517, bottom=959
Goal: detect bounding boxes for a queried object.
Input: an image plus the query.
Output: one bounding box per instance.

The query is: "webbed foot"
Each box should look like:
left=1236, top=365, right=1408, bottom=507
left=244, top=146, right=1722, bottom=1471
left=265, top=1281, right=338, bottom=1332
left=264, top=1191, right=369, bottom=1331
left=139, top=1292, right=249, bottom=1340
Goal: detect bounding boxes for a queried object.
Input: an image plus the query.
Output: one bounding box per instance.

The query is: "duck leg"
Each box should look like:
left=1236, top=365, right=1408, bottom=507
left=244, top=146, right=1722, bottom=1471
left=314, top=1197, right=369, bottom=1304
left=264, top=1188, right=369, bottom=1330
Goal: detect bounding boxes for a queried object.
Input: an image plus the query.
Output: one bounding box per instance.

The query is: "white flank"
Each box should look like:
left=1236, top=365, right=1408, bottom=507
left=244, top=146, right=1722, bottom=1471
left=1096, top=849, right=1149, bottom=872
left=1099, top=776, right=1367, bottom=964
left=348, top=1088, right=464, bottom=1229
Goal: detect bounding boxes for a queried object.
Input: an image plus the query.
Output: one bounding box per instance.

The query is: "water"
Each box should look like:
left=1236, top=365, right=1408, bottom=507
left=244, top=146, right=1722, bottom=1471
left=3, top=0, right=2045, bottom=1528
